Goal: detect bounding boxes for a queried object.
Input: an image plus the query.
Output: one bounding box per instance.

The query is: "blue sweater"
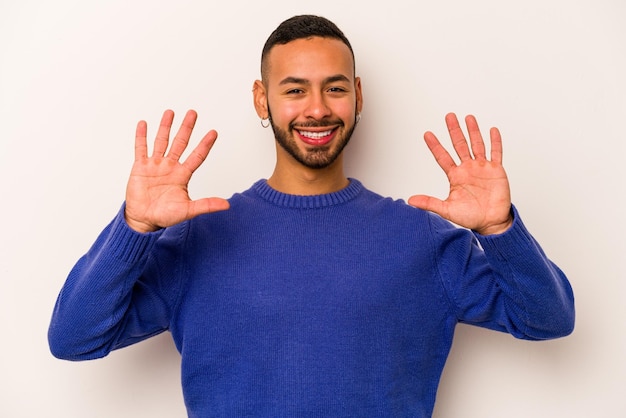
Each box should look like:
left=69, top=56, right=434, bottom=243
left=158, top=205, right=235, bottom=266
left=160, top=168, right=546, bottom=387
left=49, top=179, right=574, bottom=417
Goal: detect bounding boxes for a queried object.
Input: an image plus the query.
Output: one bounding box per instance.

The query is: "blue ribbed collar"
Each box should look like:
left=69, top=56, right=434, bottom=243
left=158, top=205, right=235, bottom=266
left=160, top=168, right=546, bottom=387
left=250, top=178, right=363, bottom=209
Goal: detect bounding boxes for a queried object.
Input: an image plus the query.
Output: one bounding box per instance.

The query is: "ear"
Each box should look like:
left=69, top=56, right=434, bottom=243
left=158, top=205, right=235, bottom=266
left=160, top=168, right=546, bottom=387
left=252, top=80, right=268, bottom=118
left=354, top=76, right=364, bottom=115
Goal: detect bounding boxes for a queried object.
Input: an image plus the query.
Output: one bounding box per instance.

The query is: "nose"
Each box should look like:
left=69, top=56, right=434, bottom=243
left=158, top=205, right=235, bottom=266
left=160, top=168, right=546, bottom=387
left=303, top=91, right=331, bottom=120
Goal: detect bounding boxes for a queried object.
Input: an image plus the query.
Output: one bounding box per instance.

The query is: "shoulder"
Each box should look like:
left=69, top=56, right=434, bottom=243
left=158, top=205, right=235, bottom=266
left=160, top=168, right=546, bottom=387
left=352, top=184, right=453, bottom=238
left=356, top=184, right=430, bottom=220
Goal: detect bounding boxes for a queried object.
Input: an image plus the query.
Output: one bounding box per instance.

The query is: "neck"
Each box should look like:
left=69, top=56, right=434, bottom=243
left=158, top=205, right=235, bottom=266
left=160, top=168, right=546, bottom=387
left=267, top=153, right=349, bottom=196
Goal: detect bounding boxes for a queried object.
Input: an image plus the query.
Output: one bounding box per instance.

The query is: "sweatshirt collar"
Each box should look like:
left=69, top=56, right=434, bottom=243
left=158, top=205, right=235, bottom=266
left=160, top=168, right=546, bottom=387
left=251, top=178, right=363, bottom=209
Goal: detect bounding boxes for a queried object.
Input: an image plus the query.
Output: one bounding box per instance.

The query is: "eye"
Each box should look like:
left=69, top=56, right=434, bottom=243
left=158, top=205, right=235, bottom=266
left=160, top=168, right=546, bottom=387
left=286, top=88, right=304, bottom=95
left=327, top=86, right=347, bottom=93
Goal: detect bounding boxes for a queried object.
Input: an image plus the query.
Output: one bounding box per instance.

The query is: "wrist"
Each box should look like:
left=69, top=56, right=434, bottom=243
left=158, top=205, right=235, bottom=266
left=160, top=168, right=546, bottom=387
left=474, top=214, right=514, bottom=236
left=124, top=212, right=160, bottom=234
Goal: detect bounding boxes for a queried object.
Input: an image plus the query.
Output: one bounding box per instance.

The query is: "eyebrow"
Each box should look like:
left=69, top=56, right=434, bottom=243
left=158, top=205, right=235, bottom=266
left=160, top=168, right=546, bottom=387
left=278, top=74, right=351, bottom=86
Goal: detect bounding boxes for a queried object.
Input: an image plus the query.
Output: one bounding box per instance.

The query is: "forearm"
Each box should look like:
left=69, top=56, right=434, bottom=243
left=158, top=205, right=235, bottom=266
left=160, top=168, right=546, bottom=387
left=48, top=207, right=164, bottom=360
left=475, top=206, right=575, bottom=340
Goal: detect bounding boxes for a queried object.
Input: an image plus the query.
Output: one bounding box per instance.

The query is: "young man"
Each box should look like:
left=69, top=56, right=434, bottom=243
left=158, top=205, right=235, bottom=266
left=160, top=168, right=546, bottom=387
left=49, top=15, right=575, bottom=417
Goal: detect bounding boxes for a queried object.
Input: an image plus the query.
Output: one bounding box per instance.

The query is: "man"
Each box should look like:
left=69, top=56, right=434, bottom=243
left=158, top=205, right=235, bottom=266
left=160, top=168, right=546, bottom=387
left=49, top=15, right=575, bottom=417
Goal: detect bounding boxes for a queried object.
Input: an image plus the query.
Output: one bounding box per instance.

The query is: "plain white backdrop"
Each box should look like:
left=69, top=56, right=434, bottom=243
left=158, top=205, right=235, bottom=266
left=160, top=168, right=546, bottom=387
left=1, top=0, right=624, bottom=416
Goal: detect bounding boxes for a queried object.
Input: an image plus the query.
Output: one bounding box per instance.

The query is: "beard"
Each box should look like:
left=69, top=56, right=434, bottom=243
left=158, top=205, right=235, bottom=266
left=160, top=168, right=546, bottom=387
left=268, top=109, right=357, bottom=170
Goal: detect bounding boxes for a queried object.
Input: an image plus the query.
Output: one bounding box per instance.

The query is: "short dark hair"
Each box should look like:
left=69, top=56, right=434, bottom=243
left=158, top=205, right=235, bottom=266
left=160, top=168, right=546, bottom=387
left=260, top=15, right=355, bottom=81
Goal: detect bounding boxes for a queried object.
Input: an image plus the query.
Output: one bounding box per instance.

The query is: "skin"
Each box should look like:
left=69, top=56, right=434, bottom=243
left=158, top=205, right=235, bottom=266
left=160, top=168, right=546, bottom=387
left=124, top=36, right=512, bottom=236
left=124, top=109, right=230, bottom=234
left=408, top=113, right=513, bottom=235
left=252, top=37, right=363, bottom=195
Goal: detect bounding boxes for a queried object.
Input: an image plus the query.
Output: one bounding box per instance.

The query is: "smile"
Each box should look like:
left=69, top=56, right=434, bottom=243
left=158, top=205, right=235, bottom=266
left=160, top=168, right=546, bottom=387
left=298, top=129, right=334, bottom=139
left=296, top=128, right=336, bottom=146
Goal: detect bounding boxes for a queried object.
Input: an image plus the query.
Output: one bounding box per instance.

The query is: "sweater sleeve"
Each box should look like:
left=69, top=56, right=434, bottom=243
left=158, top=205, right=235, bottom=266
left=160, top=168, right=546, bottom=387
left=48, top=205, right=183, bottom=360
left=431, top=205, right=575, bottom=340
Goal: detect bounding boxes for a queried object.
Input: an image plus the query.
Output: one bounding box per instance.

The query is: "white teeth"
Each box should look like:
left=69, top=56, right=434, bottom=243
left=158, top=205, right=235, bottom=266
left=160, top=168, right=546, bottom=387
left=298, top=129, right=332, bottom=139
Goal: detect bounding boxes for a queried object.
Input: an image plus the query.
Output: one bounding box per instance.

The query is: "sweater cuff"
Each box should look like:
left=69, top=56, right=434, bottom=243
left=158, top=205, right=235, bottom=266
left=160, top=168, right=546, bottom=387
left=103, top=203, right=165, bottom=264
left=474, top=205, right=542, bottom=261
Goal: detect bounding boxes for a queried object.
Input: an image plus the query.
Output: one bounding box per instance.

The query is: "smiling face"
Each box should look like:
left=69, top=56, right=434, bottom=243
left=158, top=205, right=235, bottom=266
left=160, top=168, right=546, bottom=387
left=254, top=36, right=363, bottom=170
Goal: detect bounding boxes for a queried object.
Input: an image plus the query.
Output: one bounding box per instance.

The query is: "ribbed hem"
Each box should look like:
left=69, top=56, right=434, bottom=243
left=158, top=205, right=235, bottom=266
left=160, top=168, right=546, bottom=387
left=106, top=204, right=165, bottom=264
left=250, top=178, right=363, bottom=209
left=474, top=205, right=539, bottom=261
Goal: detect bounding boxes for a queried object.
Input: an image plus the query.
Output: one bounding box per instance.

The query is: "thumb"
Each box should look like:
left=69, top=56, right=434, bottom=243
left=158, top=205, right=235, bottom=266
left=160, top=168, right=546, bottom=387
left=188, top=197, right=231, bottom=217
left=407, top=194, right=445, bottom=216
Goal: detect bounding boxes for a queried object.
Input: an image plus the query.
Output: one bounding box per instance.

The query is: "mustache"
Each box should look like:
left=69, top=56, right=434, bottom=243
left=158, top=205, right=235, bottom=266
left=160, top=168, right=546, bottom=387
left=290, top=119, right=344, bottom=129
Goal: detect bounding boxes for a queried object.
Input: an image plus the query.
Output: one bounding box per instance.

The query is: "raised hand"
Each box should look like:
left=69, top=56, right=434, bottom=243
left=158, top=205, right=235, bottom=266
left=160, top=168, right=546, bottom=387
left=408, top=113, right=513, bottom=235
left=124, top=109, right=230, bottom=233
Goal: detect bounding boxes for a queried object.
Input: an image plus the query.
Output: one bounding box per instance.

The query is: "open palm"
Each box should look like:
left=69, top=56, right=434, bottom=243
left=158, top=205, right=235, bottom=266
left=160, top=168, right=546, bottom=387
left=124, top=109, right=229, bottom=233
left=408, top=113, right=513, bottom=235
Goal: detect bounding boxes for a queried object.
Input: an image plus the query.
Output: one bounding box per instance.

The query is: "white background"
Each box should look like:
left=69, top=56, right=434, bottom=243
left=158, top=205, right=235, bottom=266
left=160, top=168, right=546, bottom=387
left=1, top=0, right=624, bottom=416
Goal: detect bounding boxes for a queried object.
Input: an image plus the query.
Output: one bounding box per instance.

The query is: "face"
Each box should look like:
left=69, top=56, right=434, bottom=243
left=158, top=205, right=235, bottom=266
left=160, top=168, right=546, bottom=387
left=254, top=37, right=363, bottom=170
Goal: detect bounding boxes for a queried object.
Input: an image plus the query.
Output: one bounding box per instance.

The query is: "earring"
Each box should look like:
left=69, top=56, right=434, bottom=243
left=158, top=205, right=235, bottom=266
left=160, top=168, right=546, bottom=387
left=356, top=113, right=361, bottom=124
left=261, top=117, right=270, bottom=128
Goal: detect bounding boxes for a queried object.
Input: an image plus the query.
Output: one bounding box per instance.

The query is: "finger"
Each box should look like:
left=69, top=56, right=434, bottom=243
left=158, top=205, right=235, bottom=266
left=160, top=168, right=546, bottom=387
left=424, top=131, right=456, bottom=173
left=465, top=115, right=486, bottom=160
left=490, top=126, right=503, bottom=164
left=168, top=109, right=198, bottom=161
left=407, top=194, right=447, bottom=218
left=445, top=113, right=472, bottom=161
left=188, top=197, right=231, bottom=217
left=134, top=120, right=148, bottom=161
left=182, top=129, right=219, bottom=173
left=153, top=109, right=175, bottom=157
